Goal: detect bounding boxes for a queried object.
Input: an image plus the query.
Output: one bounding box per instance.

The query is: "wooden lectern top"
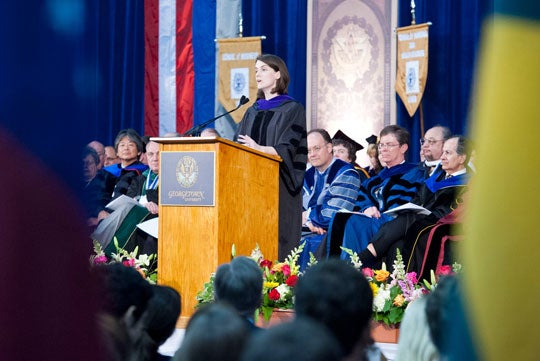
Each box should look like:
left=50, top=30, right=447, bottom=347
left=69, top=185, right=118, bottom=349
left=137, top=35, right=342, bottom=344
left=150, top=136, right=282, bottom=163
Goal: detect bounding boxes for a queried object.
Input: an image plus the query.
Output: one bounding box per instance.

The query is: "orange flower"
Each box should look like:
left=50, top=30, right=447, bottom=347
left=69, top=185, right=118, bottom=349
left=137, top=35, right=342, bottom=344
left=393, top=294, right=405, bottom=307
left=374, top=269, right=390, bottom=282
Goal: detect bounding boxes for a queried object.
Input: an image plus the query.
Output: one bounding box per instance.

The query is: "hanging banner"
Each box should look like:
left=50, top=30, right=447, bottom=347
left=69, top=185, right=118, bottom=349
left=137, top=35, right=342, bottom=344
left=216, top=36, right=262, bottom=123
left=395, top=23, right=429, bottom=117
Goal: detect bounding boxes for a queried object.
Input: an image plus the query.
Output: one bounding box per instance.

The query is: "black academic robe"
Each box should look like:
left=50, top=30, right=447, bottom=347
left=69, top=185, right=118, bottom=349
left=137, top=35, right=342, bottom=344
left=369, top=170, right=470, bottom=267
left=235, top=99, right=307, bottom=260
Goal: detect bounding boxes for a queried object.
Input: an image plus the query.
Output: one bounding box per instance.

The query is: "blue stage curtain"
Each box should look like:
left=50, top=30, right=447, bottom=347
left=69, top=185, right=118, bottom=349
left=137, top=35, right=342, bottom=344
left=87, top=0, right=145, bottom=144
left=242, top=0, right=308, bottom=106
left=397, top=0, right=494, bottom=162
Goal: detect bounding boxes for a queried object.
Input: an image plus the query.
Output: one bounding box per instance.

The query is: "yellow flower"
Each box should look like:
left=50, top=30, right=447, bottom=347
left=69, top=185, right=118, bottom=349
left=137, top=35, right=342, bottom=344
left=393, top=294, right=405, bottom=307
left=264, top=281, right=279, bottom=289
left=370, top=282, right=379, bottom=297
left=374, top=269, right=390, bottom=282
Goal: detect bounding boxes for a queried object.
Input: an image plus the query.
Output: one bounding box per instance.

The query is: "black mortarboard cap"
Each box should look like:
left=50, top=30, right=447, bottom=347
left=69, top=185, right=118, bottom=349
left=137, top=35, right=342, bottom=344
left=365, top=134, right=378, bottom=145
left=333, top=130, right=364, bottom=152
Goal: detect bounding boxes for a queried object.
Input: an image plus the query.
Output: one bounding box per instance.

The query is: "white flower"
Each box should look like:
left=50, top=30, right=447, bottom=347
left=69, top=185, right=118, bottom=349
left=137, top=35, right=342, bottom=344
left=373, top=286, right=390, bottom=312
left=276, top=284, right=291, bottom=300
left=250, top=245, right=264, bottom=263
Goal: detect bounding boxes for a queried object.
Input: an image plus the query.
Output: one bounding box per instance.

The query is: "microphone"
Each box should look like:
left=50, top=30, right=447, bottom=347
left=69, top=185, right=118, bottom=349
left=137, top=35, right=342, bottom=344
left=183, top=95, right=250, bottom=136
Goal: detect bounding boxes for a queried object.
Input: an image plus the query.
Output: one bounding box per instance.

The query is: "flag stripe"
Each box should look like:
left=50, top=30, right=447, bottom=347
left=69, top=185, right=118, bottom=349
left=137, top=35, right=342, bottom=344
left=144, top=0, right=159, bottom=136
left=176, top=0, right=194, bottom=134
left=158, top=0, right=177, bottom=135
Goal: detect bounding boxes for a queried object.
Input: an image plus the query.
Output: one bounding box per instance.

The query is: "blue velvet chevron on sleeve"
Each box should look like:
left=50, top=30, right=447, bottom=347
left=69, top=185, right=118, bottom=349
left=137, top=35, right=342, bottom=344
left=305, top=161, right=361, bottom=228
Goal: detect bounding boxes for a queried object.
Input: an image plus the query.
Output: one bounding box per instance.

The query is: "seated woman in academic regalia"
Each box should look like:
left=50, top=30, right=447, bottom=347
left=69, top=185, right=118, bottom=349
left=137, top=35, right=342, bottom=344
left=92, top=140, right=159, bottom=256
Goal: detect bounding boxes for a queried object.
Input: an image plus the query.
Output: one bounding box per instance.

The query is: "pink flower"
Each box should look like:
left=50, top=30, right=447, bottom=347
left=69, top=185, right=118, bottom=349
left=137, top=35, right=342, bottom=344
left=93, top=255, right=108, bottom=264
left=123, top=259, right=136, bottom=267
left=281, top=265, right=291, bottom=277
left=406, top=272, right=418, bottom=284
left=437, top=265, right=453, bottom=276
left=269, top=288, right=281, bottom=301
left=362, top=268, right=374, bottom=277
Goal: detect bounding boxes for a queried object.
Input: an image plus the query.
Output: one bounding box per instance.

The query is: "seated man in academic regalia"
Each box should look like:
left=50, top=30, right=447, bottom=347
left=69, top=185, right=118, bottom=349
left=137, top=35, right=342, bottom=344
left=298, top=129, right=361, bottom=270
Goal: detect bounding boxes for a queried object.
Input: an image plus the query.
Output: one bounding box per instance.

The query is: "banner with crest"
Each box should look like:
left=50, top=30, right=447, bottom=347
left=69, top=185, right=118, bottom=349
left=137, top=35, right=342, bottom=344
left=216, top=37, right=262, bottom=124
left=395, top=23, right=429, bottom=117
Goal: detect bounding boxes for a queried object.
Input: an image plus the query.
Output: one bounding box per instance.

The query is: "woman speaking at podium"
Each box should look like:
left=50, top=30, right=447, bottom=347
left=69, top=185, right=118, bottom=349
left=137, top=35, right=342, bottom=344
left=235, top=54, right=307, bottom=260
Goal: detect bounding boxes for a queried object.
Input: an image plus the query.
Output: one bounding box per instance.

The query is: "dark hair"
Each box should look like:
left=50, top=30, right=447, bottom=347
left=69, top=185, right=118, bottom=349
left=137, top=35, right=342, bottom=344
left=114, top=128, right=144, bottom=153
left=174, top=302, right=250, bottom=361
left=450, top=135, right=472, bottom=163
left=145, top=285, right=181, bottom=345
left=308, top=128, right=332, bottom=144
left=256, top=54, right=290, bottom=99
left=93, top=263, right=154, bottom=321
left=83, top=145, right=100, bottom=165
left=380, top=124, right=410, bottom=146
left=332, top=138, right=357, bottom=163
left=214, top=256, right=263, bottom=317
left=294, top=259, right=373, bottom=356
left=240, top=317, right=343, bottom=361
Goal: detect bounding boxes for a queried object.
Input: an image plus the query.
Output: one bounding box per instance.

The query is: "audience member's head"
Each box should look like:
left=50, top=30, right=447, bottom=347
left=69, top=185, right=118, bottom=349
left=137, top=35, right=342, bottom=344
left=83, top=145, right=100, bottom=183
left=104, top=145, right=119, bottom=167
left=92, top=263, right=155, bottom=361
left=88, top=140, right=106, bottom=169
left=240, top=317, right=343, bottom=361
left=131, top=284, right=181, bottom=361
left=93, top=262, right=154, bottom=322
left=214, top=256, right=263, bottom=318
left=395, top=296, right=439, bottom=361
left=173, top=302, right=250, bottom=361
left=146, top=285, right=181, bottom=347
left=294, top=259, right=373, bottom=358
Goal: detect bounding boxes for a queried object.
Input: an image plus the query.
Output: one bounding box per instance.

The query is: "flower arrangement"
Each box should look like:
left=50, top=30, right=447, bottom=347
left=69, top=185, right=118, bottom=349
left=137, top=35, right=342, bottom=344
left=91, top=239, right=158, bottom=283
left=342, top=247, right=462, bottom=326
left=195, top=242, right=305, bottom=322
left=253, top=243, right=304, bottom=321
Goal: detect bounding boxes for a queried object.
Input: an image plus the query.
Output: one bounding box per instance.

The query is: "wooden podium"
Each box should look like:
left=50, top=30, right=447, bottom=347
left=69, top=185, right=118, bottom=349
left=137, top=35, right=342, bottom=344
left=151, top=136, right=281, bottom=326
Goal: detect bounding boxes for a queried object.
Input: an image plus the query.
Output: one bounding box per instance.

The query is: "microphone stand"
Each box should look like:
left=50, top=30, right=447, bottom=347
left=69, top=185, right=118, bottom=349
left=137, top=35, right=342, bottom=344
left=183, top=96, right=249, bottom=136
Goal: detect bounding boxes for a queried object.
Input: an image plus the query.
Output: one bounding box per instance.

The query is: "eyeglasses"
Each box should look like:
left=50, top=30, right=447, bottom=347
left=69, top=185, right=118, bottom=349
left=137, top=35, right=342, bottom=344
left=307, top=144, right=329, bottom=154
left=420, top=138, right=443, bottom=146
left=377, top=143, right=400, bottom=150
